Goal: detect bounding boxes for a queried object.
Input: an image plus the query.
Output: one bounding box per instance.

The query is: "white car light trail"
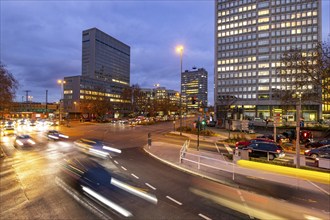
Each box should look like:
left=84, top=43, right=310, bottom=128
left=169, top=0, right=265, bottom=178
left=16, top=140, right=24, bottom=146
left=111, top=178, right=158, bottom=204
left=48, top=135, right=59, bottom=139
left=103, top=146, right=122, bottom=154
left=82, top=186, right=133, bottom=217
left=59, top=134, right=69, bottom=138
left=89, top=148, right=109, bottom=158
left=27, top=139, right=36, bottom=145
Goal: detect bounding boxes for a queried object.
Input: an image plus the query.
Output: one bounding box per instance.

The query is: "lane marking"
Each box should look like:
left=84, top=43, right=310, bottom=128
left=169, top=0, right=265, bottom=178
left=114, top=160, right=119, bottom=164
left=131, top=173, right=139, bottom=179
left=198, top=213, right=212, bottom=220
left=224, top=143, right=233, bottom=154
left=214, top=143, right=220, bottom=154
left=121, top=166, right=127, bottom=171
left=145, top=183, right=156, bottom=190
left=236, top=190, right=253, bottom=219
left=166, top=196, right=182, bottom=205
left=307, top=180, right=330, bottom=196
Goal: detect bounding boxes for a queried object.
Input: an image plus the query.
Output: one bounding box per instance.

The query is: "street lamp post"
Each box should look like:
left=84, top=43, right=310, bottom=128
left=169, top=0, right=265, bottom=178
left=57, top=79, right=66, bottom=125
left=176, top=45, right=184, bottom=136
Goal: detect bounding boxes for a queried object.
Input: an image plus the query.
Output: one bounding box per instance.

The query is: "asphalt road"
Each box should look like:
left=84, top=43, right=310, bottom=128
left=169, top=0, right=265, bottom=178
left=0, top=121, right=329, bottom=220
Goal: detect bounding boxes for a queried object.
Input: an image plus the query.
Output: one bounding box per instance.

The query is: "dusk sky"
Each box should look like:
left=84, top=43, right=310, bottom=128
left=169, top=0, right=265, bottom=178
left=1, top=1, right=329, bottom=106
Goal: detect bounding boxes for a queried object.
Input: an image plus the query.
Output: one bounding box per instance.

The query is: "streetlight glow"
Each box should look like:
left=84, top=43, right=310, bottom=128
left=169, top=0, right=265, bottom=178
left=176, top=45, right=184, bottom=54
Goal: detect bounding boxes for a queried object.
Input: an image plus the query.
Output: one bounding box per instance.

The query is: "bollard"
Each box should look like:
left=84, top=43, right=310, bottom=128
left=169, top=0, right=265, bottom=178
left=147, top=132, right=152, bottom=149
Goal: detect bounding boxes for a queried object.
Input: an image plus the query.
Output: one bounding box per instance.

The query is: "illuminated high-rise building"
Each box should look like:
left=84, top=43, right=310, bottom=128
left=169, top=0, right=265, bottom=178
left=182, top=67, right=208, bottom=111
left=62, top=28, right=131, bottom=118
left=214, top=0, right=322, bottom=122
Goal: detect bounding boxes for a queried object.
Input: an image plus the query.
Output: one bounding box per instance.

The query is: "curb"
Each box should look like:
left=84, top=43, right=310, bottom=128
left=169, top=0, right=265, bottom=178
left=143, top=145, right=239, bottom=189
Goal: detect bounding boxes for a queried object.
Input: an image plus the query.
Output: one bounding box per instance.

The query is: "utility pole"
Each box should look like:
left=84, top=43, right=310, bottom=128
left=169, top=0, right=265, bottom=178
left=45, top=90, right=48, bottom=117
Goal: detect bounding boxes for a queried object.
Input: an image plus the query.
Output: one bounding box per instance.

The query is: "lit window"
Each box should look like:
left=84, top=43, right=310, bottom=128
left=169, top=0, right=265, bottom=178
left=258, top=86, right=269, bottom=91
left=258, top=25, right=269, bottom=31
left=258, top=9, right=269, bottom=16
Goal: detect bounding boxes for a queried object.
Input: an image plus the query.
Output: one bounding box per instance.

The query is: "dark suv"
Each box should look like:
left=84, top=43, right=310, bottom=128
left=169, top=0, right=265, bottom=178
left=244, top=142, right=285, bottom=160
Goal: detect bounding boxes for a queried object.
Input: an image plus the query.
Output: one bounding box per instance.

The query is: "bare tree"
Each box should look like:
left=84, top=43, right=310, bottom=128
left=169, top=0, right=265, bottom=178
left=276, top=42, right=330, bottom=105
left=0, top=64, right=19, bottom=118
left=79, top=87, right=112, bottom=120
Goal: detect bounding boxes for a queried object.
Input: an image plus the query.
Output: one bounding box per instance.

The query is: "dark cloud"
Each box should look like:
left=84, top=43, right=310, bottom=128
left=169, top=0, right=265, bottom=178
left=1, top=1, right=214, bottom=104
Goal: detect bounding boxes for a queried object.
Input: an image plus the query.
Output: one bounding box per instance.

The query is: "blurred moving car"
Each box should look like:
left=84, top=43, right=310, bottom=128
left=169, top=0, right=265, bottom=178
left=304, top=145, right=330, bottom=159
left=60, top=156, right=157, bottom=217
left=1, top=126, right=16, bottom=136
left=47, top=130, right=69, bottom=140
left=61, top=157, right=113, bottom=191
left=243, top=142, right=285, bottom=160
left=304, top=139, right=330, bottom=149
left=236, top=138, right=274, bottom=149
left=14, top=135, right=36, bottom=147
left=73, top=138, right=121, bottom=158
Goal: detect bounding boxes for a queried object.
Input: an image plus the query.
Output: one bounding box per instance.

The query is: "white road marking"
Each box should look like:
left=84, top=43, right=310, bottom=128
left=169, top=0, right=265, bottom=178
left=131, top=173, right=139, bottom=179
left=145, top=183, right=156, bottom=190
left=198, top=213, right=212, bottom=220
left=307, top=180, right=330, bottom=196
left=114, top=160, right=119, bottom=164
left=224, top=143, right=233, bottom=154
left=121, top=166, right=127, bottom=171
left=236, top=190, right=253, bottom=219
left=214, top=143, right=220, bottom=154
left=166, top=196, right=182, bottom=205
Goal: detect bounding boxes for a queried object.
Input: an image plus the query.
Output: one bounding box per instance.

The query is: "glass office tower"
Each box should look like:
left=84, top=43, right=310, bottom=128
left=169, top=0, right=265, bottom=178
left=82, top=27, right=130, bottom=89
left=181, top=67, right=208, bottom=111
left=215, top=0, right=322, bottom=122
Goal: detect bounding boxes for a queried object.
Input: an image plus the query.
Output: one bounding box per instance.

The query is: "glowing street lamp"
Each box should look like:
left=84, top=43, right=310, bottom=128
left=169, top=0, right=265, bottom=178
left=176, top=45, right=184, bottom=136
left=57, top=79, right=66, bottom=124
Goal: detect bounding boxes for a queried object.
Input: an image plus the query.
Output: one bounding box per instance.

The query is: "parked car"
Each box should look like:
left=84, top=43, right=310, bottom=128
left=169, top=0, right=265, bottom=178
left=207, top=121, right=216, bottom=127
left=304, top=145, right=330, bottom=159
left=282, top=130, right=313, bottom=143
left=257, top=134, right=290, bottom=143
left=47, top=130, right=69, bottom=140
left=243, top=142, right=285, bottom=160
left=235, top=138, right=274, bottom=149
left=305, top=139, right=330, bottom=149
left=14, top=135, right=36, bottom=147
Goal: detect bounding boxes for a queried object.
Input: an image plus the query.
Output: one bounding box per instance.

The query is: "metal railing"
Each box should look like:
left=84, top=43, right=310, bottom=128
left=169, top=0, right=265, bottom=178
left=179, top=140, right=190, bottom=163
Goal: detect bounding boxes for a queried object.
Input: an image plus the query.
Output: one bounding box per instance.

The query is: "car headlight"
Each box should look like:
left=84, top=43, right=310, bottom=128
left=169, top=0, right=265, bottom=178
left=304, top=149, right=310, bottom=153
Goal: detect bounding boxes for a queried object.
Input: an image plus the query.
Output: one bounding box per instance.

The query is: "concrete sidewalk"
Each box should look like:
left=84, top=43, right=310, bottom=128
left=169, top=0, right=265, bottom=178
left=143, top=141, right=330, bottom=195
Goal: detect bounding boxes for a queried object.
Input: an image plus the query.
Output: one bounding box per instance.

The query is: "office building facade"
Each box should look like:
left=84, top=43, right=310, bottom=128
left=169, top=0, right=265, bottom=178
left=63, top=28, right=131, bottom=118
left=181, top=67, right=208, bottom=111
left=215, top=0, right=322, bottom=122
